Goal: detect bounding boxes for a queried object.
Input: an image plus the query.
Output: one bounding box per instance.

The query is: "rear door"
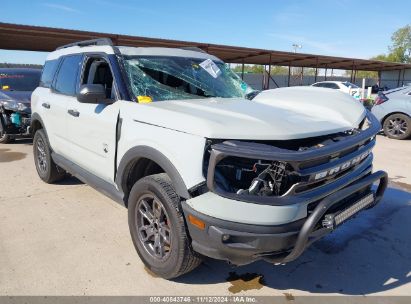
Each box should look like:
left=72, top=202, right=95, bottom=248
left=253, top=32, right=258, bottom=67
left=42, top=55, right=83, bottom=157
left=66, top=54, right=120, bottom=183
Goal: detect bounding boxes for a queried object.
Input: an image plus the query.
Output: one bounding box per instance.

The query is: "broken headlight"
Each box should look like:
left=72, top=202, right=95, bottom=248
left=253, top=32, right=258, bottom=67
left=213, top=156, right=297, bottom=197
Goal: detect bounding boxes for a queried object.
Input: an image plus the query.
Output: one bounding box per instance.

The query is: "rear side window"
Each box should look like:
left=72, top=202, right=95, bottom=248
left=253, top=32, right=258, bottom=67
left=53, top=55, right=83, bottom=95
left=40, top=59, right=60, bottom=88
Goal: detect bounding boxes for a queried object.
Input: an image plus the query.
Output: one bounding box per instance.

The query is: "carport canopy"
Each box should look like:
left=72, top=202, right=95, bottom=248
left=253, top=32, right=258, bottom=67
left=1, top=22, right=411, bottom=72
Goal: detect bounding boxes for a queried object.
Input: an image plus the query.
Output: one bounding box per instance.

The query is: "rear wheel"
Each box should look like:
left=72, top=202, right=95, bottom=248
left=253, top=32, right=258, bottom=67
left=383, top=113, right=411, bottom=140
left=33, top=129, right=66, bottom=183
left=128, top=173, right=202, bottom=279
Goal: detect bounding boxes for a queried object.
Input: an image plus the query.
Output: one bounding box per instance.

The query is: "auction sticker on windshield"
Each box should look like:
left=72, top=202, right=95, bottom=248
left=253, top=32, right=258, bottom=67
left=199, top=59, right=221, bottom=78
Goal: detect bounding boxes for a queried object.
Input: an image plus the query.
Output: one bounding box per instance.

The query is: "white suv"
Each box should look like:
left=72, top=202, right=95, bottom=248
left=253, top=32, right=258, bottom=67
left=31, top=38, right=387, bottom=279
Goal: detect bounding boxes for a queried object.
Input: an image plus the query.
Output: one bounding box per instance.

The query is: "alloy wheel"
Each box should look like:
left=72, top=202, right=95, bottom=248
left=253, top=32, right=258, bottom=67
left=36, top=137, right=48, bottom=173
left=387, top=117, right=408, bottom=137
left=136, top=193, right=172, bottom=260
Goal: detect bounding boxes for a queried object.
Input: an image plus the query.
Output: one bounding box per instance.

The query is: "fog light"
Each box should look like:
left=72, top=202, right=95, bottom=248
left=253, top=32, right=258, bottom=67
left=222, top=234, right=230, bottom=241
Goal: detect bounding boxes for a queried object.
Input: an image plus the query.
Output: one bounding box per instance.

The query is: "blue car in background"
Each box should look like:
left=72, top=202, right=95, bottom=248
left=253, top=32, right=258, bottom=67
left=371, top=86, right=411, bottom=140
left=0, top=68, right=41, bottom=143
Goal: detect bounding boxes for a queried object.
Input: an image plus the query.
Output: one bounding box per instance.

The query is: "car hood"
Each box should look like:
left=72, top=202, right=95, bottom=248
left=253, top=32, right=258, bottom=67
left=0, top=91, right=32, bottom=105
left=127, top=86, right=366, bottom=140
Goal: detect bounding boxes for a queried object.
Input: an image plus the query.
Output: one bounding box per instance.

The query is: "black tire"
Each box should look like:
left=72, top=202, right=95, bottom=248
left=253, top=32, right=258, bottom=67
left=33, top=129, right=66, bottom=183
left=0, top=133, right=13, bottom=144
left=128, top=173, right=202, bottom=279
left=383, top=113, right=411, bottom=140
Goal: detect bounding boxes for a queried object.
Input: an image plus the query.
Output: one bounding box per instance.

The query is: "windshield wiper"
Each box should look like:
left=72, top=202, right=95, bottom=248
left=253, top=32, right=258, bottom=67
left=245, top=90, right=260, bottom=100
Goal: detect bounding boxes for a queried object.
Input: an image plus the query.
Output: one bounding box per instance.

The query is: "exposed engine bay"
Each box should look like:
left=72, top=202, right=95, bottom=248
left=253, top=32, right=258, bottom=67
left=0, top=105, right=31, bottom=141
left=214, top=157, right=295, bottom=196
left=204, top=126, right=368, bottom=198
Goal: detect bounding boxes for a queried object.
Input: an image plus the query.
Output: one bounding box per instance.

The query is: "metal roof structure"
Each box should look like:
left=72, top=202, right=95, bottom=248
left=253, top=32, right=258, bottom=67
left=1, top=22, right=411, bottom=72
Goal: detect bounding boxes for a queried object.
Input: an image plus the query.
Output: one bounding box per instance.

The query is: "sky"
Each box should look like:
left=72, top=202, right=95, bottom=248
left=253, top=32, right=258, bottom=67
left=1, top=0, right=410, bottom=65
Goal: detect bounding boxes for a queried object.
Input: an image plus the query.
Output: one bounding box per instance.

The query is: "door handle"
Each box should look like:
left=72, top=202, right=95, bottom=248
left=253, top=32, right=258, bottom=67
left=67, top=109, right=80, bottom=117
left=42, top=103, right=50, bottom=109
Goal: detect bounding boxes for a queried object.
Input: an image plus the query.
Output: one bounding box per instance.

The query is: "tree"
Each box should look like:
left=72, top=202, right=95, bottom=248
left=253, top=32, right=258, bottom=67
left=371, top=25, right=411, bottom=63
left=389, top=25, right=411, bottom=63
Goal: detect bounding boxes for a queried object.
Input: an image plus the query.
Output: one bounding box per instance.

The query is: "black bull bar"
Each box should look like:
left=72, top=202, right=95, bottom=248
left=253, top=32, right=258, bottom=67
left=259, top=170, right=388, bottom=264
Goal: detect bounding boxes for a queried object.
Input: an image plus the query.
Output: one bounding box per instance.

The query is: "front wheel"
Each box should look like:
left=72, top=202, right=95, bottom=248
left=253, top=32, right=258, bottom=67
left=383, top=113, right=411, bottom=140
left=0, top=132, right=13, bottom=144
left=128, top=173, right=202, bottom=279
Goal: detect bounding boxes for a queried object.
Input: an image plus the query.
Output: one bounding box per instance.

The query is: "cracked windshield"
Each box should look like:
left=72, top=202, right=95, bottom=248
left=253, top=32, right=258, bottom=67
left=123, top=55, right=255, bottom=102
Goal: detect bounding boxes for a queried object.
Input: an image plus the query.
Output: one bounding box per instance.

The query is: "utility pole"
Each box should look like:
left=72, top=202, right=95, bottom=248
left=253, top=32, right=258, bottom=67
left=291, top=44, right=302, bottom=82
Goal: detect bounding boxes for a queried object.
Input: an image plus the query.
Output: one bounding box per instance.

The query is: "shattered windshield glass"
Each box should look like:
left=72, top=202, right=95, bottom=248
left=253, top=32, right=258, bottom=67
left=123, top=56, right=255, bottom=102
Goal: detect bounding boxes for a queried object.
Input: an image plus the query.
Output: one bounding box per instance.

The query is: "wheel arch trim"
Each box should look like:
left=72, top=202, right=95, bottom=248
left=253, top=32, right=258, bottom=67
left=382, top=111, right=411, bottom=123
left=116, top=145, right=190, bottom=200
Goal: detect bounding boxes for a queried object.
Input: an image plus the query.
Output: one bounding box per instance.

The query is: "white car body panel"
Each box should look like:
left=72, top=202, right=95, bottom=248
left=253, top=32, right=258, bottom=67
left=66, top=100, right=120, bottom=183
left=118, top=100, right=207, bottom=189
left=186, top=191, right=308, bottom=225
left=31, top=87, right=71, bottom=158
left=124, top=87, right=365, bottom=141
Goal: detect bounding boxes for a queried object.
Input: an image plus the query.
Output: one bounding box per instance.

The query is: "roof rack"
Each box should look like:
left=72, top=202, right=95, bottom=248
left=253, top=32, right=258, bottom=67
left=56, top=38, right=113, bottom=50
left=179, top=46, right=208, bottom=54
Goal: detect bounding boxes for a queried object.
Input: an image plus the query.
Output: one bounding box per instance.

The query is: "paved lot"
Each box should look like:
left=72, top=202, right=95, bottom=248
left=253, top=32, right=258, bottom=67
left=0, top=136, right=410, bottom=297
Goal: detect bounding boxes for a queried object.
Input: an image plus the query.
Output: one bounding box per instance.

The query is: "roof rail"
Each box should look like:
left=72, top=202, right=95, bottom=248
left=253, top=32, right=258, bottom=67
left=179, top=46, right=208, bottom=54
left=56, top=38, right=113, bottom=50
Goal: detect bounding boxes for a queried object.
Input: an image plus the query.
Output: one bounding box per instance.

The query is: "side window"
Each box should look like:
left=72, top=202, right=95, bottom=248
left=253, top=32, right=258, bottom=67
left=81, top=57, right=115, bottom=99
left=53, top=55, right=83, bottom=96
left=329, top=83, right=339, bottom=89
left=39, top=59, right=60, bottom=88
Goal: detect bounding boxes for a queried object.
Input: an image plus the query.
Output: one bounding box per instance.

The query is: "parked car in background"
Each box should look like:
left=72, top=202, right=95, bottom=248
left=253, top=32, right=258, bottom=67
left=0, top=68, right=41, bottom=143
left=311, top=81, right=362, bottom=99
left=371, top=87, right=411, bottom=140
left=370, top=84, right=390, bottom=94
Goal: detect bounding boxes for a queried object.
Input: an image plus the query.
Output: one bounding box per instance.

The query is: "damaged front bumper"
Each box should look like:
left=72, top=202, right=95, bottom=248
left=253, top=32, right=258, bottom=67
left=183, top=112, right=388, bottom=265
left=183, top=170, right=387, bottom=265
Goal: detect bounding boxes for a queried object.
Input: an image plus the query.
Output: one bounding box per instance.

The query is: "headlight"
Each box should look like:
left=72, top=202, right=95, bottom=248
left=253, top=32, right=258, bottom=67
left=17, top=102, right=29, bottom=112
left=0, top=100, right=14, bottom=109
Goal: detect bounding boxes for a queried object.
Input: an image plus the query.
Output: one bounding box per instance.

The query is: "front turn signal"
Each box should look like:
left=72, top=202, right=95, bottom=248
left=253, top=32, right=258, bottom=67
left=188, top=214, right=206, bottom=230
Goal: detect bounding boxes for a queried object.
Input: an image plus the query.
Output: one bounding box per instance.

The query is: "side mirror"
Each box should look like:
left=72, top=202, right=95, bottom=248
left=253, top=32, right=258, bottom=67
left=77, top=84, right=109, bottom=104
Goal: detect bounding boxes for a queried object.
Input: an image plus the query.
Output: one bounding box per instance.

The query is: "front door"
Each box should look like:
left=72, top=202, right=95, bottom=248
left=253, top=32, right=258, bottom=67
left=66, top=55, right=120, bottom=183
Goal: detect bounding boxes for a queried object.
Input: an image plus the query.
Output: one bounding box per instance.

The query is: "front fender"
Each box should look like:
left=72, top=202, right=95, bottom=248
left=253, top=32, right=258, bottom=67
left=116, top=145, right=191, bottom=199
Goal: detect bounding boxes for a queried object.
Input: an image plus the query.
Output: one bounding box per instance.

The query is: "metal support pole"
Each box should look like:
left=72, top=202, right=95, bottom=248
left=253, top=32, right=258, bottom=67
left=241, top=61, right=245, bottom=80
left=353, top=70, right=357, bottom=84
left=324, top=67, right=328, bottom=81
left=402, top=69, right=406, bottom=86
left=397, top=69, right=401, bottom=87
left=267, top=54, right=272, bottom=90
left=350, top=61, right=355, bottom=83
left=378, top=71, right=381, bottom=87
left=314, top=58, right=318, bottom=83
left=331, top=69, right=334, bottom=80
left=288, top=64, right=291, bottom=87
left=300, top=67, right=304, bottom=86
left=261, top=65, right=265, bottom=90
